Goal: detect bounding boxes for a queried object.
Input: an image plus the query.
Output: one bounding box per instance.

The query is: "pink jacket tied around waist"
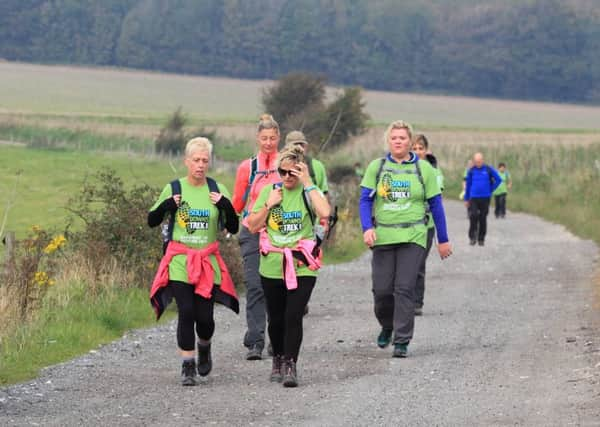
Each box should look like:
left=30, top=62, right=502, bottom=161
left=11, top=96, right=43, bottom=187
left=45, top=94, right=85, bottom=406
left=150, top=240, right=237, bottom=301
left=259, top=231, right=322, bottom=290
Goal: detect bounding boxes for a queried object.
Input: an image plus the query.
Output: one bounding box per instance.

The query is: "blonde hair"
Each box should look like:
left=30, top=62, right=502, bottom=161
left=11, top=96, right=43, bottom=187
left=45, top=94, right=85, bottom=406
left=257, top=113, right=280, bottom=134
left=185, top=137, right=213, bottom=158
left=384, top=120, right=413, bottom=147
left=278, top=144, right=305, bottom=168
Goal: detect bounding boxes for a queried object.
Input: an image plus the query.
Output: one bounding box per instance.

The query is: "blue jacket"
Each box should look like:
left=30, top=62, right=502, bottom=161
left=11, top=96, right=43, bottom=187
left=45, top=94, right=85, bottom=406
left=464, top=164, right=502, bottom=200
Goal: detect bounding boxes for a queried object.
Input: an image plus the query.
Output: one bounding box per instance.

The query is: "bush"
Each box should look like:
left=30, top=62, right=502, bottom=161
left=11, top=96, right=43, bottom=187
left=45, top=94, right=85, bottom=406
left=154, top=107, right=187, bottom=155
left=66, top=168, right=162, bottom=289
left=262, top=73, right=369, bottom=152
left=1, top=227, right=65, bottom=332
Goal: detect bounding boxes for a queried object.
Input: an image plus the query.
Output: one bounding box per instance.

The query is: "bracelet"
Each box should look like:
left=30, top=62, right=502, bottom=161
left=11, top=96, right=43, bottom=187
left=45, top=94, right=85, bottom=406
left=304, top=185, right=317, bottom=193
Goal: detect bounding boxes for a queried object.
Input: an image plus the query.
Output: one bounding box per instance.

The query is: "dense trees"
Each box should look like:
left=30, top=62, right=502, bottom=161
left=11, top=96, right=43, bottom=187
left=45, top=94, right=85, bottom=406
left=1, top=0, right=599, bottom=103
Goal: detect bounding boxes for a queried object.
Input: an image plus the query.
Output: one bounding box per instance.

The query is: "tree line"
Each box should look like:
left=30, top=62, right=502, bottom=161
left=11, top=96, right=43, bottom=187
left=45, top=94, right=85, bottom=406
left=1, top=0, right=599, bottom=103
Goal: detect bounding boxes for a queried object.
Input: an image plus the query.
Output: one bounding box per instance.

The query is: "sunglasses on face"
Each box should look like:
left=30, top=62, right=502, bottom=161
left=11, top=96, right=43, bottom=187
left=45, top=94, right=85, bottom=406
left=278, top=167, right=297, bottom=177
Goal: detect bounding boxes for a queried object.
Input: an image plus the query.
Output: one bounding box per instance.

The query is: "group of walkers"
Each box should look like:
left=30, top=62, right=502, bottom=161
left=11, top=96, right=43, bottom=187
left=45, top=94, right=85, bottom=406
left=146, top=114, right=512, bottom=388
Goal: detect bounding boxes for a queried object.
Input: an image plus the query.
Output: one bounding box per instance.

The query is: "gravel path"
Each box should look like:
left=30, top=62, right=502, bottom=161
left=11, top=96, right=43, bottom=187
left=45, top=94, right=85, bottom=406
left=1, top=200, right=599, bottom=426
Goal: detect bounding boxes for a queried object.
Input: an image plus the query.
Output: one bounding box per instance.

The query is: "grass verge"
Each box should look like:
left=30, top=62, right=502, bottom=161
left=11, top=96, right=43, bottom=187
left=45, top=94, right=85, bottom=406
left=0, top=281, right=173, bottom=386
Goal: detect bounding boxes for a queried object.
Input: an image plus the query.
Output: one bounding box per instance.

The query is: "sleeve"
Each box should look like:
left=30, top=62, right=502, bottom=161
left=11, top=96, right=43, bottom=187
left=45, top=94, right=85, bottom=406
left=464, top=170, right=472, bottom=201
left=428, top=194, right=448, bottom=243
left=421, top=161, right=441, bottom=199
left=147, top=184, right=176, bottom=227
left=313, top=160, right=329, bottom=193
left=216, top=183, right=239, bottom=234
left=360, top=159, right=380, bottom=190
left=231, top=159, right=251, bottom=214
left=359, top=187, right=374, bottom=231
left=251, top=185, right=271, bottom=214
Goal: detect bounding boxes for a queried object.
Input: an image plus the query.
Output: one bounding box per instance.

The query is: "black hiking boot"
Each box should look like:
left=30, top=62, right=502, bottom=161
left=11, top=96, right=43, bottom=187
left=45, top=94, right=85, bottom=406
left=478, top=240, right=485, bottom=246
left=414, top=304, right=423, bottom=316
left=377, top=328, right=393, bottom=348
left=181, top=359, right=198, bottom=386
left=197, top=342, right=212, bottom=377
left=270, top=355, right=284, bottom=383
left=282, top=358, right=298, bottom=388
left=469, top=239, right=477, bottom=246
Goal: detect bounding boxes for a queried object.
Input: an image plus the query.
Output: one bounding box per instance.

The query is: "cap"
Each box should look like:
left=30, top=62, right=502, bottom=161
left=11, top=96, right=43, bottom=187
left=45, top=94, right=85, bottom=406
left=285, top=130, right=308, bottom=146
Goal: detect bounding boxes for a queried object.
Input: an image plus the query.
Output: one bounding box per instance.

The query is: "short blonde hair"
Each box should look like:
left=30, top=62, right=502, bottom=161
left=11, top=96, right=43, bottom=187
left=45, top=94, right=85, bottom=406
left=257, top=113, right=280, bottom=134
left=185, top=137, right=213, bottom=158
left=384, top=120, right=413, bottom=147
left=278, top=144, right=305, bottom=168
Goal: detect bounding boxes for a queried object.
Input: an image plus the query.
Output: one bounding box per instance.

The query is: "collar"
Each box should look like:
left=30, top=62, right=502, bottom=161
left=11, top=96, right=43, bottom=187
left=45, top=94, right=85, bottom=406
left=386, top=151, right=417, bottom=164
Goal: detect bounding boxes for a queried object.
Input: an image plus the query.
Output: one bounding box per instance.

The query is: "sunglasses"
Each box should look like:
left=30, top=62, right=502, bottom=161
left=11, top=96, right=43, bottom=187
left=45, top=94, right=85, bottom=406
left=277, top=167, right=297, bottom=177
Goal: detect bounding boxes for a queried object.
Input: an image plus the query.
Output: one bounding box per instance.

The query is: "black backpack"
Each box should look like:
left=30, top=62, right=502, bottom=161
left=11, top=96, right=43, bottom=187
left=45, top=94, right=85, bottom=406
left=162, top=177, right=225, bottom=252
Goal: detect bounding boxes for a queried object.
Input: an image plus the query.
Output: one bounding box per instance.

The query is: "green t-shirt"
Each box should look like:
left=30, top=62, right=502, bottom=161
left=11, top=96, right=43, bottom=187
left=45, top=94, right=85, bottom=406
left=310, top=158, right=329, bottom=193
left=493, top=170, right=510, bottom=195
left=252, top=184, right=319, bottom=279
left=361, top=156, right=441, bottom=248
left=150, top=177, right=231, bottom=284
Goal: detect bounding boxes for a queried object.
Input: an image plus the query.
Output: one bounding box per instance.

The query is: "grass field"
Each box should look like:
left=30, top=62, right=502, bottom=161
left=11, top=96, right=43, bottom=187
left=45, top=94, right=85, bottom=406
left=0, top=145, right=235, bottom=237
left=2, top=61, right=600, bottom=130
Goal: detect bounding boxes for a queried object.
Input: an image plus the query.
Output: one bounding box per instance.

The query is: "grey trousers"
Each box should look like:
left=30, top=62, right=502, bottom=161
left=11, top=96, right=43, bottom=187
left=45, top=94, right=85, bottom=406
left=415, top=227, right=435, bottom=307
left=239, top=225, right=265, bottom=349
left=372, top=243, right=426, bottom=345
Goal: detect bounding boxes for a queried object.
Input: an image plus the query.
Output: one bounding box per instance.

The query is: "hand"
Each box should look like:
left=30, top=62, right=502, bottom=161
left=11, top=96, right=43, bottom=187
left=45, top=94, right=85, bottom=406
left=438, top=242, right=452, bottom=260
left=209, top=192, right=222, bottom=204
left=173, top=194, right=182, bottom=207
left=291, top=162, right=312, bottom=187
left=266, top=187, right=282, bottom=209
left=363, top=228, right=377, bottom=247
left=464, top=200, right=470, bottom=208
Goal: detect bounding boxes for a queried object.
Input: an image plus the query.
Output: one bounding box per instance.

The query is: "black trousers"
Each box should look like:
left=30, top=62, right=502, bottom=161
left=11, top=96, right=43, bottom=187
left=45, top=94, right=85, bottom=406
left=494, top=193, right=507, bottom=217
left=261, top=275, right=315, bottom=362
left=468, top=197, right=490, bottom=242
left=170, top=280, right=215, bottom=351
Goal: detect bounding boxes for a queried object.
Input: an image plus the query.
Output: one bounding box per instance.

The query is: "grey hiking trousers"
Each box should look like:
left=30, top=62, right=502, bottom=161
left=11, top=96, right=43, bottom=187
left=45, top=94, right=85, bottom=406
left=239, top=225, right=266, bottom=349
left=372, top=243, right=426, bottom=345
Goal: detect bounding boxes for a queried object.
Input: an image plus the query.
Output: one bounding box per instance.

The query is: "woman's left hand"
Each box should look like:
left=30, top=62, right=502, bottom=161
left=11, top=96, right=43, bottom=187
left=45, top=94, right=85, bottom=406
left=291, top=162, right=312, bottom=187
left=438, top=242, right=452, bottom=260
left=209, top=192, right=223, bottom=204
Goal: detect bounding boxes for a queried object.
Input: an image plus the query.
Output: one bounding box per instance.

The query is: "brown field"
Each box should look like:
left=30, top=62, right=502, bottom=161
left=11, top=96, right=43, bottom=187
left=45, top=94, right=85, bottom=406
left=2, top=61, right=600, bottom=130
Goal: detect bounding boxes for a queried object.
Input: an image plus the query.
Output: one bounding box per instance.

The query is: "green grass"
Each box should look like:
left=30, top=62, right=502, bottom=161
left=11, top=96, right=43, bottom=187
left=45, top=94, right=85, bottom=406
left=0, top=123, right=154, bottom=152
left=438, top=143, right=600, bottom=245
left=0, top=146, right=234, bottom=238
left=0, top=282, right=173, bottom=385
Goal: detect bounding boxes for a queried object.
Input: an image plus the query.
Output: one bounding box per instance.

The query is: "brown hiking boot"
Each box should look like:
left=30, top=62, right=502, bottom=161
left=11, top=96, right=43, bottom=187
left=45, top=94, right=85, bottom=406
left=270, top=355, right=284, bottom=382
left=282, top=358, right=298, bottom=388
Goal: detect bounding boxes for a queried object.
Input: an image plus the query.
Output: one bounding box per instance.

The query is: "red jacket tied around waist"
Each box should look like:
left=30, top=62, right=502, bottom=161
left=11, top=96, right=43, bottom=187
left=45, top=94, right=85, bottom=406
left=150, top=240, right=239, bottom=319
left=259, top=231, right=322, bottom=290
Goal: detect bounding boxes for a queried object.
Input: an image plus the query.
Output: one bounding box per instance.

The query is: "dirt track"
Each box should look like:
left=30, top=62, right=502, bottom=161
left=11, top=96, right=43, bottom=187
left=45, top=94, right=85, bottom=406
left=1, top=200, right=599, bottom=426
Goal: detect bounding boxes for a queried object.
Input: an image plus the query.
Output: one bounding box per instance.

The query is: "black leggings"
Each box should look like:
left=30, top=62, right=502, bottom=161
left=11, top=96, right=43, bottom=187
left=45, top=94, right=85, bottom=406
left=170, top=280, right=215, bottom=351
left=261, top=276, right=315, bottom=362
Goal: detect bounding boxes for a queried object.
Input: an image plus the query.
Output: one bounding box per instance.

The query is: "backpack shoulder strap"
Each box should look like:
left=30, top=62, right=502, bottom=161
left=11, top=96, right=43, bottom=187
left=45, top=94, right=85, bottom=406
left=302, top=189, right=316, bottom=226
left=241, top=156, right=258, bottom=205
left=167, top=179, right=182, bottom=241
left=206, top=176, right=226, bottom=230
left=369, top=157, right=387, bottom=198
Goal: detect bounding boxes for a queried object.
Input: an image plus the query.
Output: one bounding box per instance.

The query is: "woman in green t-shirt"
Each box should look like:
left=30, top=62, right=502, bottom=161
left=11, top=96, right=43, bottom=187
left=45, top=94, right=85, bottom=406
left=247, top=145, right=330, bottom=387
left=148, top=137, right=239, bottom=386
left=412, top=134, right=445, bottom=316
left=359, top=121, right=452, bottom=358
